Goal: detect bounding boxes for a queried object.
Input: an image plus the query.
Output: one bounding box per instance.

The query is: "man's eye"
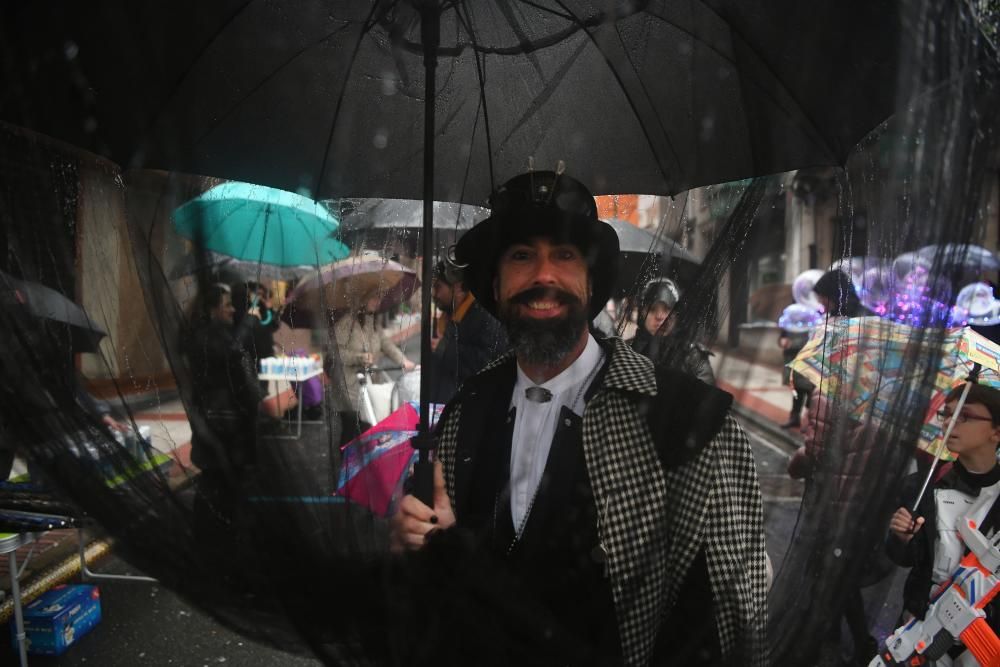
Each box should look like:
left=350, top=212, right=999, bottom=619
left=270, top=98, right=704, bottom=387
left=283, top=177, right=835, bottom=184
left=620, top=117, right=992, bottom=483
left=509, top=250, right=531, bottom=260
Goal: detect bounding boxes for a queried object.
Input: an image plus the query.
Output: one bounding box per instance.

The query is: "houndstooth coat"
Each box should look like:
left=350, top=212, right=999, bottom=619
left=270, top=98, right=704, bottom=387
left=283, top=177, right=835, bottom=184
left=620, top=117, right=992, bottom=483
left=435, top=337, right=768, bottom=666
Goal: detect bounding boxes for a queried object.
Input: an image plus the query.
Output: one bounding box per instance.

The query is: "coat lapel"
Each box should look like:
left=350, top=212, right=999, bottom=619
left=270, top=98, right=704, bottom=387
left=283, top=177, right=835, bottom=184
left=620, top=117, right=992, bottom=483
left=581, top=340, right=668, bottom=666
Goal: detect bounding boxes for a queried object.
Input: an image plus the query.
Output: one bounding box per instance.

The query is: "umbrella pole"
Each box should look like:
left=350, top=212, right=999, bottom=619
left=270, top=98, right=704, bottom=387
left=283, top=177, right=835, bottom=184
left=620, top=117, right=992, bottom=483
left=911, top=363, right=982, bottom=513
left=410, top=2, right=442, bottom=507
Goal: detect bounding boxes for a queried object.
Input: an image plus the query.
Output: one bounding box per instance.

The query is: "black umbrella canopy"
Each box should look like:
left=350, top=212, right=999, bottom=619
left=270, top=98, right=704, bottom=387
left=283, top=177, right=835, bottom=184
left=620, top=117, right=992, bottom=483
left=1, top=1, right=987, bottom=203
left=0, top=271, right=107, bottom=353
left=605, top=218, right=701, bottom=297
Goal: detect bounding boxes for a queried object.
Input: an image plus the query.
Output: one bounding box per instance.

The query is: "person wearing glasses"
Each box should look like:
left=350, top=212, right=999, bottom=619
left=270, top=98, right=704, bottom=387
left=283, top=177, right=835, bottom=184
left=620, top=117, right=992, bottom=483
left=887, top=382, right=1000, bottom=662
left=390, top=170, right=766, bottom=665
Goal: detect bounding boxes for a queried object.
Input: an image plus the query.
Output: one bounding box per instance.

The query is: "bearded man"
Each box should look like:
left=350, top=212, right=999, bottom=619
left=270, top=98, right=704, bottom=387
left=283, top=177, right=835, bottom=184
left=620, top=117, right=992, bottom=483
left=391, top=171, right=767, bottom=666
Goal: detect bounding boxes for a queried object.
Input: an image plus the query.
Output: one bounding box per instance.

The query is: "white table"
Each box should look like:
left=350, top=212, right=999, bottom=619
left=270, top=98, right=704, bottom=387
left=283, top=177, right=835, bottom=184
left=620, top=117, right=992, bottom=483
left=259, top=367, right=324, bottom=438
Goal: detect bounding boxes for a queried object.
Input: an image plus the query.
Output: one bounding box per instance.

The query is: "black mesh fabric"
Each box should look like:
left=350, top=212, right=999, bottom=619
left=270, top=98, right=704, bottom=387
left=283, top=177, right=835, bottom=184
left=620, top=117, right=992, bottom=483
left=0, top=1, right=998, bottom=665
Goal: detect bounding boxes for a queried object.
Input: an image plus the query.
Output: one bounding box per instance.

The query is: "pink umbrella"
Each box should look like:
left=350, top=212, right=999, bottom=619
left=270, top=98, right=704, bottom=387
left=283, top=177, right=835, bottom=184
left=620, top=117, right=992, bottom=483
left=335, top=402, right=443, bottom=517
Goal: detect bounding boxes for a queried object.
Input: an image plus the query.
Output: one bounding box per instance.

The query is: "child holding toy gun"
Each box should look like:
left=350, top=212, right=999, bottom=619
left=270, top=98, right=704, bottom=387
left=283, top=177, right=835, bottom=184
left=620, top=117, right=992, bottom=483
left=887, top=383, right=1000, bottom=663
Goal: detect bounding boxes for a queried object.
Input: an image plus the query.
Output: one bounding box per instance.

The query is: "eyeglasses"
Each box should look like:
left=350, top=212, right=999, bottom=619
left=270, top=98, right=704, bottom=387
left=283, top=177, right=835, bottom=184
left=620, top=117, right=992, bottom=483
left=935, top=410, right=995, bottom=425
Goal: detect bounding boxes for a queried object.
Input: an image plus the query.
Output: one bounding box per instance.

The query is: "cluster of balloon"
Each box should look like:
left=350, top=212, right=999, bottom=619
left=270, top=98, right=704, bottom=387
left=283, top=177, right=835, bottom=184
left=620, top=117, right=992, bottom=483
left=780, top=270, right=826, bottom=335
left=791, top=269, right=825, bottom=312
left=949, top=282, right=1000, bottom=327
left=778, top=304, right=824, bottom=333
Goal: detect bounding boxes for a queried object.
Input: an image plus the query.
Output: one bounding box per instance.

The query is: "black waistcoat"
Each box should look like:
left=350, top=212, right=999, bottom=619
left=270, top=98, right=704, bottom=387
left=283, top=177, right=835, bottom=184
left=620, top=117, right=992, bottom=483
left=460, top=399, right=623, bottom=664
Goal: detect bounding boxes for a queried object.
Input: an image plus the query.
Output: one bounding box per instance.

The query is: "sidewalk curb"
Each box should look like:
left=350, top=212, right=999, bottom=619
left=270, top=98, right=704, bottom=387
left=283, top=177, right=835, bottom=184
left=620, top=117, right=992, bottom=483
left=731, top=403, right=801, bottom=455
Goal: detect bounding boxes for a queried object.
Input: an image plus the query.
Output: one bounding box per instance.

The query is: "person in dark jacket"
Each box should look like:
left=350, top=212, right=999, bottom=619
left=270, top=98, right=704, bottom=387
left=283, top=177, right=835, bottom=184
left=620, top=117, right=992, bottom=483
left=887, top=382, right=1000, bottom=663
left=231, top=280, right=278, bottom=391
left=630, top=278, right=715, bottom=385
left=429, top=259, right=509, bottom=403
left=182, top=282, right=283, bottom=553
left=778, top=325, right=812, bottom=428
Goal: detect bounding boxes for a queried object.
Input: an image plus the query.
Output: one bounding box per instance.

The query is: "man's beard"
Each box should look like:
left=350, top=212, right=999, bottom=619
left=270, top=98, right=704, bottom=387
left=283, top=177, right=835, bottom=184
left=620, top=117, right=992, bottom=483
left=498, top=286, right=589, bottom=366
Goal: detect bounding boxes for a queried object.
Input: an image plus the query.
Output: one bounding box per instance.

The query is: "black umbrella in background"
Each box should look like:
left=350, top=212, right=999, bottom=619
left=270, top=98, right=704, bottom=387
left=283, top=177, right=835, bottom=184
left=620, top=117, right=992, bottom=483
left=330, top=197, right=489, bottom=259
left=334, top=198, right=488, bottom=235
left=607, top=218, right=701, bottom=298
left=0, top=271, right=107, bottom=353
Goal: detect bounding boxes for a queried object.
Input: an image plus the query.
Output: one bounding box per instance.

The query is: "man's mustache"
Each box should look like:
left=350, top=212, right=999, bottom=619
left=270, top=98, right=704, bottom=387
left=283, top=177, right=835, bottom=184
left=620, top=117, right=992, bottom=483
left=509, top=286, right=582, bottom=307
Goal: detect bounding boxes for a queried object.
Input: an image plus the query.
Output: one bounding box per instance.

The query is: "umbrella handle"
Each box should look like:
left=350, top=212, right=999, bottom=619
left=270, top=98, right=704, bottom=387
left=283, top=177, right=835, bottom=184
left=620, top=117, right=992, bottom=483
left=911, top=364, right=982, bottom=512
left=410, top=434, right=435, bottom=507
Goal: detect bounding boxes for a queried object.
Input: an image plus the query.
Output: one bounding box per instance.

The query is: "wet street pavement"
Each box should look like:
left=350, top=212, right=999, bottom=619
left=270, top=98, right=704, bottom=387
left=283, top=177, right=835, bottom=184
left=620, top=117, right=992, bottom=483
left=0, top=332, right=898, bottom=665
left=4, top=415, right=828, bottom=667
left=24, top=555, right=323, bottom=667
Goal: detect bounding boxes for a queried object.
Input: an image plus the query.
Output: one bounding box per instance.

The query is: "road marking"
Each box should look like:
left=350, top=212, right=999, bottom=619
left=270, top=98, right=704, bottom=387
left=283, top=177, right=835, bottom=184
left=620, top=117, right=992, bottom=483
left=746, top=429, right=792, bottom=459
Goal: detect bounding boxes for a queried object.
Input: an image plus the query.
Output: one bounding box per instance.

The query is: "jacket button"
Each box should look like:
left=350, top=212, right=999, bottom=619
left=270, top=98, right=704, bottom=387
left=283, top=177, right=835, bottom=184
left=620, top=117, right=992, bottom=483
left=563, top=418, right=572, bottom=427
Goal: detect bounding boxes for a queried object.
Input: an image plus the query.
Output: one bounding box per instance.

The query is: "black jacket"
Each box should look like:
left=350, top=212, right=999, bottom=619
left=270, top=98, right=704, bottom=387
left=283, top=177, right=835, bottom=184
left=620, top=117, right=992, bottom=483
left=184, top=319, right=262, bottom=470
left=429, top=299, right=508, bottom=403
left=630, top=328, right=715, bottom=385
left=887, top=462, right=1000, bottom=626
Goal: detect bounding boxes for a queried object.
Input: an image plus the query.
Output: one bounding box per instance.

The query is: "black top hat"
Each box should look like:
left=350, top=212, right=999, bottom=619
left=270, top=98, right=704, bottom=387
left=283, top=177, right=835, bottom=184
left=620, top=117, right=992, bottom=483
left=454, top=171, right=619, bottom=319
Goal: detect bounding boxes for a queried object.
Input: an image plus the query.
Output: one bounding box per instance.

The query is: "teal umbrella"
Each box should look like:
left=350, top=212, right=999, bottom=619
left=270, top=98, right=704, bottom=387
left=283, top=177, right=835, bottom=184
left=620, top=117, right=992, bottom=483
left=172, top=182, right=350, bottom=267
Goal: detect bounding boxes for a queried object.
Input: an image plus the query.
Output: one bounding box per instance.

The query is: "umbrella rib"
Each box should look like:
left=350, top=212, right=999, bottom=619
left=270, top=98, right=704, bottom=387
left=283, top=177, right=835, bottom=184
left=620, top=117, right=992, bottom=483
left=391, top=0, right=647, bottom=57
left=201, top=198, right=253, bottom=251
left=314, top=1, right=400, bottom=197
left=292, top=210, right=319, bottom=266
left=235, top=199, right=269, bottom=265
left=554, top=0, right=689, bottom=185
left=133, top=1, right=256, bottom=148
left=641, top=4, right=840, bottom=163
left=187, top=19, right=364, bottom=165
left=454, top=4, right=497, bottom=194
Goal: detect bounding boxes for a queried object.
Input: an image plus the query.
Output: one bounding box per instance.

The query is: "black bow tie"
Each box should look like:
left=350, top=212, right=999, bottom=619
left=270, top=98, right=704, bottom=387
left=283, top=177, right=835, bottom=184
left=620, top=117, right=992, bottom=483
left=525, top=387, right=553, bottom=403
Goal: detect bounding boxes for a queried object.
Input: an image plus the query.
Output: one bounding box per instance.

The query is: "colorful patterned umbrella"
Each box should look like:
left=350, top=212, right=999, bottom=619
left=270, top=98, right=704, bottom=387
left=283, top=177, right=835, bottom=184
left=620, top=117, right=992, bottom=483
left=789, top=317, right=1000, bottom=458
left=335, top=402, right=443, bottom=517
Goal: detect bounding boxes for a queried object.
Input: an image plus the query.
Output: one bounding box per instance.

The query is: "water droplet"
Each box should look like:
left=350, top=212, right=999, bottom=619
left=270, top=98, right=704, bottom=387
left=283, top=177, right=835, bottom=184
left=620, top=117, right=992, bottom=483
left=373, top=130, right=389, bottom=149
left=833, top=548, right=842, bottom=557
left=381, top=74, right=398, bottom=96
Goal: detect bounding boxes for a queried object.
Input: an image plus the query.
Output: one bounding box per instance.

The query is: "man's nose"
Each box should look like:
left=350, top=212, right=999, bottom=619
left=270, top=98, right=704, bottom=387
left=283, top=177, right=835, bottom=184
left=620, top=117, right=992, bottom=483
left=531, top=254, right=560, bottom=285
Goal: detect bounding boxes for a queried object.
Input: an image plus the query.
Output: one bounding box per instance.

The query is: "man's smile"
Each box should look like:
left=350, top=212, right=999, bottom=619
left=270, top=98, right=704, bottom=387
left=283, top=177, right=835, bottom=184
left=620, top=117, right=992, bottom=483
left=522, top=299, right=567, bottom=318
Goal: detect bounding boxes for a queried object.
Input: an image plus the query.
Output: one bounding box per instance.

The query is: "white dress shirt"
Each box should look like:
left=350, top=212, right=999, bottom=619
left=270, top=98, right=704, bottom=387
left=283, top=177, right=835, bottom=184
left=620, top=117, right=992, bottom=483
left=508, top=334, right=605, bottom=532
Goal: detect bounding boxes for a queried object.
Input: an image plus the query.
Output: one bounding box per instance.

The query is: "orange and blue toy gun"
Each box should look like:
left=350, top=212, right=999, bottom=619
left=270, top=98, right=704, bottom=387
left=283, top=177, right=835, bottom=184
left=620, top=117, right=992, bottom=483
left=871, top=515, right=1000, bottom=666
